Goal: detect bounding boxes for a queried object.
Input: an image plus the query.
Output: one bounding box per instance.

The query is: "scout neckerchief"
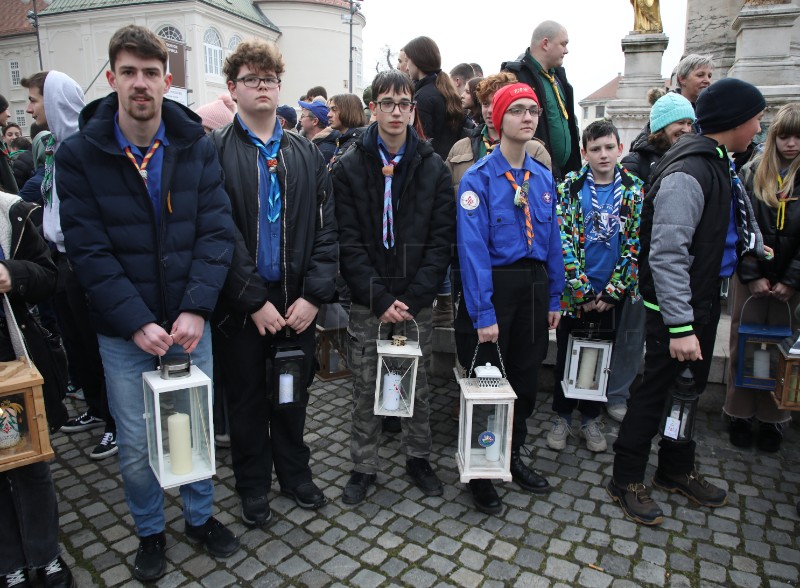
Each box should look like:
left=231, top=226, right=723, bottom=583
left=379, top=144, right=402, bottom=249
left=776, top=172, right=788, bottom=231
left=243, top=123, right=282, bottom=223
left=540, top=69, right=569, bottom=120
left=124, top=140, right=162, bottom=183
left=504, top=169, right=533, bottom=248
left=585, top=166, right=623, bottom=247
left=40, top=134, right=56, bottom=206
left=728, top=156, right=758, bottom=254
left=481, top=126, right=500, bottom=158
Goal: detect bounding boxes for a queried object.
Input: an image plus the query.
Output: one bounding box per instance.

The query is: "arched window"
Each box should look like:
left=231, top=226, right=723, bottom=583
left=156, top=25, right=184, bottom=43
left=228, top=35, right=242, bottom=52
left=204, top=28, right=223, bottom=76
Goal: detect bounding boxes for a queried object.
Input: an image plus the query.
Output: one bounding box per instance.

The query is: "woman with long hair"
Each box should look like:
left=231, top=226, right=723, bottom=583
left=462, top=76, right=483, bottom=126
left=725, top=102, right=800, bottom=453
left=328, top=93, right=366, bottom=166
left=402, top=36, right=464, bottom=159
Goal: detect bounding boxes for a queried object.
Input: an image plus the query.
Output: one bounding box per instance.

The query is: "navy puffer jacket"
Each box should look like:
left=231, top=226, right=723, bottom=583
left=56, top=94, right=234, bottom=338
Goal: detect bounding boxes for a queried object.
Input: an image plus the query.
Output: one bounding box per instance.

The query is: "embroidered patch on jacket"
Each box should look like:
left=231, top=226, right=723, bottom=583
left=460, top=191, right=480, bottom=210
left=542, top=192, right=552, bottom=204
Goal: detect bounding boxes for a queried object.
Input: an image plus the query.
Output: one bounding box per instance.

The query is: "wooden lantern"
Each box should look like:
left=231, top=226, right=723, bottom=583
left=315, top=303, right=350, bottom=381
left=0, top=360, right=53, bottom=473
left=774, top=332, right=800, bottom=410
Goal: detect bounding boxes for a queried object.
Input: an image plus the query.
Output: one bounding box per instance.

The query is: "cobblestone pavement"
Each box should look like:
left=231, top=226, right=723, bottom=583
left=52, top=369, right=800, bottom=587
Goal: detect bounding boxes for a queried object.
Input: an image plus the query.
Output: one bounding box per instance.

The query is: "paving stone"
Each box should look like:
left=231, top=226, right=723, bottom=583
left=543, top=556, right=580, bottom=582
left=351, top=569, right=387, bottom=587
left=321, top=554, right=360, bottom=580
left=633, top=561, right=666, bottom=586
left=578, top=567, right=614, bottom=588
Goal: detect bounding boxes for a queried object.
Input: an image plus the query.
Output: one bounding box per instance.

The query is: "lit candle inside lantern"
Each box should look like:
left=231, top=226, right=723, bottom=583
left=753, top=344, right=770, bottom=379
left=485, top=414, right=501, bottom=462
left=382, top=372, right=402, bottom=411
left=576, top=348, right=599, bottom=389
left=168, top=412, right=192, bottom=475
left=279, top=373, right=294, bottom=404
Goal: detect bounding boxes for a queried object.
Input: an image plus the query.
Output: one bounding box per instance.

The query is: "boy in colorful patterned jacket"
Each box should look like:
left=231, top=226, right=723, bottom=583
left=548, top=119, right=643, bottom=453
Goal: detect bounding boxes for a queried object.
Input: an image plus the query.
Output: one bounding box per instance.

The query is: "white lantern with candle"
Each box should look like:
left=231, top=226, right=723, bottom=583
left=143, top=357, right=215, bottom=489
left=455, top=346, right=517, bottom=483
left=561, top=334, right=613, bottom=401
left=374, top=322, right=422, bottom=418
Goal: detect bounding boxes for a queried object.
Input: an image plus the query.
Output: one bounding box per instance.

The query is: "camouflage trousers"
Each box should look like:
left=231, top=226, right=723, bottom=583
left=347, top=304, right=433, bottom=474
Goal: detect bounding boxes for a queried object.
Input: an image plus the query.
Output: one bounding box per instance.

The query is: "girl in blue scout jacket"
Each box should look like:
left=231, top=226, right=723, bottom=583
left=455, top=83, right=564, bottom=515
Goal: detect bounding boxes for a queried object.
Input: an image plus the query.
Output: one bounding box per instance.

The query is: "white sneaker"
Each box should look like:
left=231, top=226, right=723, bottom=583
left=581, top=418, right=607, bottom=452
left=607, top=403, right=628, bottom=423
left=547, top=416, right=572, bottom=450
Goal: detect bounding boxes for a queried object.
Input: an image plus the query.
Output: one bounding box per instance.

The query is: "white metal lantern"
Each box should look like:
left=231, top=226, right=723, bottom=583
left=143, top=357, right=215, bottom=489
left=562, top=334, right=613, bottom=401
left=455, top=347, right=516, bottom=483
left=374, top=321, right=422, bottom=418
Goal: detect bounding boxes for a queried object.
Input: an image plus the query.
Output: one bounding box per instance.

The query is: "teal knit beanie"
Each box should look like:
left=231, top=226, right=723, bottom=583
left=650, top=93, right=696, bottom=133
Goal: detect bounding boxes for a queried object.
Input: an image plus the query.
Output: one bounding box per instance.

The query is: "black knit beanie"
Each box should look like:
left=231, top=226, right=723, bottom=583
left=696, top=78, right=765, bottom=134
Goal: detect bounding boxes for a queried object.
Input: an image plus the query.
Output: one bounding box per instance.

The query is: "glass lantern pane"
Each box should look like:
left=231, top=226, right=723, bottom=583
left=273, top=348, right=306, bottom=407
left=144, top=385, right=158, bottom=470
left=379, top=357, right=415, bottom=413
left=744, top=341, right=774, bottom=379
left=575, top=347, right=605, bottom=390
left=789, top=364, right=800, bottom=404
left=159, top=386, right=213, bottom=477
left=469, top=403, right=508, bottom=468
left=0, top=392, right=30, bottom=455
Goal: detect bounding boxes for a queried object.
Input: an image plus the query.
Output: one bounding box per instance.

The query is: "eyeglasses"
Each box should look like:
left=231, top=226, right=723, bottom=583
left=377, top=100, right=415, bottom=113
left=235, top=75, right=281, bottom=89
left=506, top=106, right=540, bottom=117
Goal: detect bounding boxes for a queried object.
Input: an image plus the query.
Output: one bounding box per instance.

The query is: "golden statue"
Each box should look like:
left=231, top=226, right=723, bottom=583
left=631, top=0, right=663, bottom=33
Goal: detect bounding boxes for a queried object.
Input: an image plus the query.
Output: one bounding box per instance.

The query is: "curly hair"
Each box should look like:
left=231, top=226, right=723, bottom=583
left=475, top=72, right=518, bottom=105
left=223, top=39, right=285, bottom=83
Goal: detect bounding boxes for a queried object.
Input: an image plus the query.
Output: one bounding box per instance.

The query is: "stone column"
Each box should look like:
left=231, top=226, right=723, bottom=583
left=685, top=0, right=742, bottom=77
left=606, top=33, right=669, bottom=152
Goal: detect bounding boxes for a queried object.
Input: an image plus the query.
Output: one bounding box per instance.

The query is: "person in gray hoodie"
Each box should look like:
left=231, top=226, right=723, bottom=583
left=22, top=70, right=118, bottom=461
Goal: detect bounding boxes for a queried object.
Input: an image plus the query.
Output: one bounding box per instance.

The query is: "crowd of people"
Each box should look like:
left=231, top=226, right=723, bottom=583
left=0, top=17, right=795, bottom=587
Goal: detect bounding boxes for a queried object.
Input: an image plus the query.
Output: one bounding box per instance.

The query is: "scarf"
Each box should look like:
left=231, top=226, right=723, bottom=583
left=728, top=156, right=763, bottom=258
left=247, top=128, right=282, bottom=223
left=481, top=126, right=500, bottom=158
left=41, top=134, right=56, bottom=206
left=585, top=166, right=623, bottom=245
left=540, top=69, right=569, bottom=120
left=379, top=145, right=402, bottom=249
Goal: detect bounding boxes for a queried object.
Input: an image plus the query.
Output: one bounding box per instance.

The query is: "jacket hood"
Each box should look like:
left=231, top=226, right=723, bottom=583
left=44, top=71, right=85, bottom=152
left=630, top=136, right=665, bottom=159
left=649, top=133, right=722, bottom=181
left=78, top=94, right=205, bottom=153
left=629, top=123, right=651, bottom=153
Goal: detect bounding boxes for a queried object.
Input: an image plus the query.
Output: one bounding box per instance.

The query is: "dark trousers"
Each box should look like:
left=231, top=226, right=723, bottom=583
left=455, top=260, right=550, bottom=450
left=552, top=309, right=620, bottom=418
left=612, top=298, right=721, bottom=484
left=54, top=254, right=113, bottom=429
left=214, top=320, right=315, bottom=498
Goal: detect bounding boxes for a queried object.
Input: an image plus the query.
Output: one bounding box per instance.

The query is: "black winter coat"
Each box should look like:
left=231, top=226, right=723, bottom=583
left=620, top=135, right=666, bottom=197
left=11, top=150, right=34, bottom=191
left=210, top=117, right=337, bottom=329
left=414, top=74, right=461, bottom=160
left=56, top=94, right=235, bottom=338
left=331, top=123, right=455, bottom=318
left=737, top=160, right=800, bottom=290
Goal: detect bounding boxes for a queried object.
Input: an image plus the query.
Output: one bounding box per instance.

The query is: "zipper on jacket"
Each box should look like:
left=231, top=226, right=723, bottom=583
left=279, top=149, right=289, bottom=319
left=11, top=203, right=38, bottom=259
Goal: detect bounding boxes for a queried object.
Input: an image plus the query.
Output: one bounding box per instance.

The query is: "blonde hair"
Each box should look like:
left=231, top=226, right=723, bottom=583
left=753, top=103, right=800, bottom=208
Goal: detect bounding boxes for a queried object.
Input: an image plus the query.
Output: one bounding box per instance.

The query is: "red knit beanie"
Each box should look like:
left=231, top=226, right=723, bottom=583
left=491, top=83, right=539, bottom=138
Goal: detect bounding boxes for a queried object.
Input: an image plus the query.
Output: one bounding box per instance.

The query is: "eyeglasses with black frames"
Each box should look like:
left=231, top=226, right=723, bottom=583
left=506, top=106, right=540, bottom=117
left=235, top=76, right=281, bottom=89
left=377, top=100, right=416, bottom=113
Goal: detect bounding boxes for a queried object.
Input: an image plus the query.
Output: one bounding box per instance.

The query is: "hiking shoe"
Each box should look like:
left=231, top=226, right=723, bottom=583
left=60, top=411, right=105, bottom=433
left=406, top=457, right=443, bottom=496
left=342, top=472, right=376, bottom=505
left=728, top=416, right=753, bottom=448
left=1, top=568, right=30, bottom=588
left=133, top=532, right=166, bottom=582
left=606, top=478, right=663, bottom=526
left=185, top=516, right=239, bottom=558
left=510, top=450, right=551, bottom=494
left=606, top=403, right=627, bottom=423
left=89, top=430, right=118, bottom=460
left=241, top=495, right=272, bottom=528
left=580, top=418, right=607, bottom=452
left=546, top=416, right=571, bottom=450
left=37, top=556, right=74, bottom=588
left=757, top=421, right=783, bottom=453
left=652, top=468, right=727, bottom=507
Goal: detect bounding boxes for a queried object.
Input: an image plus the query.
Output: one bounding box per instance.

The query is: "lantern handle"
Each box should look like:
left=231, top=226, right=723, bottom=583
left=740, top=295, right=792, bottom=329
left=377, top=318, right=420, bottom=342
left=467, top=342, right=507, bottom=379
left=157, top=354, right=192, bottom=368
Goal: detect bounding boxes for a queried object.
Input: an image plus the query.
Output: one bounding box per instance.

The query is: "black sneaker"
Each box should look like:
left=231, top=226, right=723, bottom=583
left=281, top=481, right=327, bottom=510
left=728, top=416, right=753, bottom=448
left=185, top=516, right=239, bottom=558
left=757, top=421, right=783, bottom=453
left=652, top=468, right=727, bottom=507
left=342, top=472, right=376, bottom=505
left=406, top=457, right=443, bottom=496
left=89, top=430, right=118, bottom=460
left=133, top=532, right=166, bottom=582
left=1, top=568, right=30, bottom=588
left=36, top=556, right=74, bottom=588
left=606, top=478, right=664, bottom=526
left=60, top=411, right=105, bottom=433
left=241, top=495, right=272, bottom=528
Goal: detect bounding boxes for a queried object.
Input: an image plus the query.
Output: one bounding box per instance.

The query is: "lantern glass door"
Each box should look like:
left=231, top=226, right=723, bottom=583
left=272, top=347, right=307, bottom=409
left=737, top=337, right=782, bottom=390
left=376, top=357, right=416, bottom=416
left=562, top=336, right=612, bottom=401
left=469, top=403, right=509, bottom=469
left=0, top=362, right=53, bottom=473
left=0, top=391, right=31, bottom=453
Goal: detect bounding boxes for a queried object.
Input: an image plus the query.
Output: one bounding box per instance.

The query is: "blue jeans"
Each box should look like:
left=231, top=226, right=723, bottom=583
left=97, top=325, right=214, bottom=537
left=606, top=298, right=646, bottom=405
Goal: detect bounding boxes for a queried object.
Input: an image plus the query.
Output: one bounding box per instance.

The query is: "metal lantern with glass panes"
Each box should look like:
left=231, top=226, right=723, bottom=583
left=660, top=367, right=698, bottom=444
left=455, top=344, right=516, bottom=483
left=272, top=338, right=308, bottom=409
left=561, top=324, right=613, bottom=401
left=143, top=356, right=215, bottom=489
left=735, top=298, right=792, bottom=391
left=0, top=359, right=53, bottom=472
left=374, top=321, right=422, bottom=418
left=773, top=331, right=800, bottom=410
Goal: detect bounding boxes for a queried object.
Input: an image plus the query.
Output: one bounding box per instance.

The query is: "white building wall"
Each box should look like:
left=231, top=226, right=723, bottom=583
left=0, top=35, right=40, bottom=132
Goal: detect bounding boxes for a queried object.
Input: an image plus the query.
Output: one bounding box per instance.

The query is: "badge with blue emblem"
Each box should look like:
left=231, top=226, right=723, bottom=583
left=542, top=192, right=552, bottom=204
left=478, top=430, right=496, bottom=447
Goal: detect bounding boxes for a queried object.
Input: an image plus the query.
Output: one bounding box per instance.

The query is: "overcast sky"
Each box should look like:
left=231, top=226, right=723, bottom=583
left=358, top=0, right=688, bottom=103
